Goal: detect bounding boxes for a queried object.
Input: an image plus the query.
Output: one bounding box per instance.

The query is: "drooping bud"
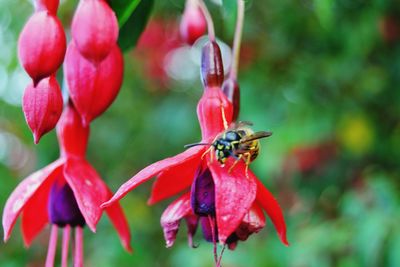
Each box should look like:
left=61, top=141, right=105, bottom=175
left=18, top=11, right=66, bottom=83
left=33, top=0, right=59, bottom=14
left=180, top=0, right=206, bottom=45
left=222, top=78, right=240, bottom=121
left=56, top=102, right=89, bottom=158
left=71, top=0, right=118, bottom=62
left=22, top=76, right=63, bottom=144
left=64, top=41, right=123, bottom=125
left=201, top=41, right=224, bottom=88
left=190, top=167, right=215, bottom=216
left=49, top=179, right=86, bottom=227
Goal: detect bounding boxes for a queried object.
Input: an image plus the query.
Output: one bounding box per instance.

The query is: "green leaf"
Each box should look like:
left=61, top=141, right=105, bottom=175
left=109, top=0, right=154, bottom=52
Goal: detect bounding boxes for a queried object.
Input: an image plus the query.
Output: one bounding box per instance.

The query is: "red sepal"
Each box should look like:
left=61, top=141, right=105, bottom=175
left=254, top=176, right=289, bottom=246
left=21, top=169, right=61, bottom=246
left=63, top=158, right=108, bottom=232
left=22, top=76, right=63, bottom=144
left=2, top=159, right=64, bottom=242
left=208, top=157, right=257, bottom=244
left=197, top=87, right=233, bottom=140
left=71, top=0, right=118, bottom=62
left=160, top=192, right=192, bottom=248
left=56, top=103, right=89, bottom=158
left=102, top=146, right=205, bottom=208
left=148, top=151, right=202, bottom=205
left=221, top=78, right=240, bottom=122
left=18, top=11, right=66, bottom=83
left=64, top=42, right=123, bottom=125
left=104, top=189, right=132, bottom=252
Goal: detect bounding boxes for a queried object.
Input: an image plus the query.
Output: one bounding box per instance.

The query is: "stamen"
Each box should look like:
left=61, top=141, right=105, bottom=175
left=74, top=227, right=84, bottom=267
left=61, top=225, right=71, bottom=267
left=220, top=104, right=228, bottom=130
left=45, top=225, right=58, bottom=267
left=208, top=215, right=218, bottom=265
left=217, top=244, right=226, bottom=267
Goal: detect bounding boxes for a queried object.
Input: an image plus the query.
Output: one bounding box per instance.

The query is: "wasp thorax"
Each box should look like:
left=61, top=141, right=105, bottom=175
left=213, top=130, right=241, bottom=164
left=191, top=167, right=215, bottom=216
left=49, top=181, right=86, bottom=227
left=201, top=41, right=224, bottom=88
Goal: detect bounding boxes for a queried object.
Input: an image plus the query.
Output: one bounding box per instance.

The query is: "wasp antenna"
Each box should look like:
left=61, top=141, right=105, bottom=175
left=184, top=143, right=211, bottom=148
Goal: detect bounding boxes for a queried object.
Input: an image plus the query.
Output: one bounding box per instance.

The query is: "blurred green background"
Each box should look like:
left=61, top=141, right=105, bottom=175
left=1, top=0, right=400, bottom=266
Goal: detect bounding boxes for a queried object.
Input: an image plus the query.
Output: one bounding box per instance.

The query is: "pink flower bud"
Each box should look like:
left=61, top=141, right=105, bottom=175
left=22, top=76, right=63, bottom=144
left=33, top=0, right=59, bottom=14
left=18, top=11, right=66, bottom=84
left=56, top=102, right=89, bottom=158
left=71, top=0, right=118, bottom=62
left=180, top=1, right=206, bottom=45
left=64, top=41, right=123, bottom=125
left=201, top=41, right=224, bottom=88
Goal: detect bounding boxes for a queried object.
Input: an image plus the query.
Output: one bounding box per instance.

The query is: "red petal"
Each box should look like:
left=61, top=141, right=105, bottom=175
left=21, top=169, right=62, bottom=246
left=197, top=87, right=233, bottom=140
left=160, top=192, right=192, bottom=248
left=104, top=189, right=132, bottom=252
left=148, top=152, right=202, bottom=205
left=235, top=202, right=266, bottom=242
left=255, top=177, right=289, bottom=246
left=208, top=158, right=257, bottom=243
left=102, top=146, right=205, bottom=208
left=2, top=159, right=64, bottom=242
left=63, top=158, right=108, bottom=232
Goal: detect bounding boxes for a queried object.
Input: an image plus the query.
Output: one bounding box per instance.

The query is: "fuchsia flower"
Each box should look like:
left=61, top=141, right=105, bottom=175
left=103, top=41, right=288, bottom=260
left=2, top=103, right=131, bottom=266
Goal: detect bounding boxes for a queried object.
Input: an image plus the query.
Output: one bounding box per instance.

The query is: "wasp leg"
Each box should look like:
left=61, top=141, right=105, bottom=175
left=201, top=145, right=214, bottom=162
left=228, top=154, right=243, bottom=173
left=244, top=152, right=252, bottom=179
left=220, top=104, right=229, bottom=130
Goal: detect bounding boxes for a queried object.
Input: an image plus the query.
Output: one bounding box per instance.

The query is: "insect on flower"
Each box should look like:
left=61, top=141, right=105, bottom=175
left=185, top=121, right=272, bottom=174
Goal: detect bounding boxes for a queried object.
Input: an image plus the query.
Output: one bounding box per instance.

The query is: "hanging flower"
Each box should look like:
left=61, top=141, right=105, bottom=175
left=103, top=41, right=288, bottom=261
left=2, top=103, right=131, bottom=266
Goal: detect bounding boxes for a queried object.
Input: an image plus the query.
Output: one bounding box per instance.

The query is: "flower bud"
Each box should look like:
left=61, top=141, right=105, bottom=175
left=33, top=0, right=59, bottom=14
left=222, top=78, right=240, bottom=121
left=71, top=0, right=118, bottom=62
left=201, top=41, right=224, bottom=88
left=180, top=1, right=206, bottom=45
left=22, top=76, right=63, bottom=144
left=64, top=41, right=123, bottom=125
left=18, top=11, right=66, bottom=84
left=56, top=103, right=90, bottom=158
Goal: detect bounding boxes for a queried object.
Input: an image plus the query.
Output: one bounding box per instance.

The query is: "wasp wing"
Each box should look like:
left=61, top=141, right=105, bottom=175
left=239, top=131, right=272, bottom=143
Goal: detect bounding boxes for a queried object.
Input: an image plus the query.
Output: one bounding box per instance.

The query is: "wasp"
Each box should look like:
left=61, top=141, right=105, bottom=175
left=185, top=122, right=272, bottom=173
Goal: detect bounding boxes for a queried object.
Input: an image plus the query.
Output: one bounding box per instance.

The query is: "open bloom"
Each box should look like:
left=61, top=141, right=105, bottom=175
left=103, top=84, right=288, bottom=248
left=2, top=103, right=131, bottom=266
